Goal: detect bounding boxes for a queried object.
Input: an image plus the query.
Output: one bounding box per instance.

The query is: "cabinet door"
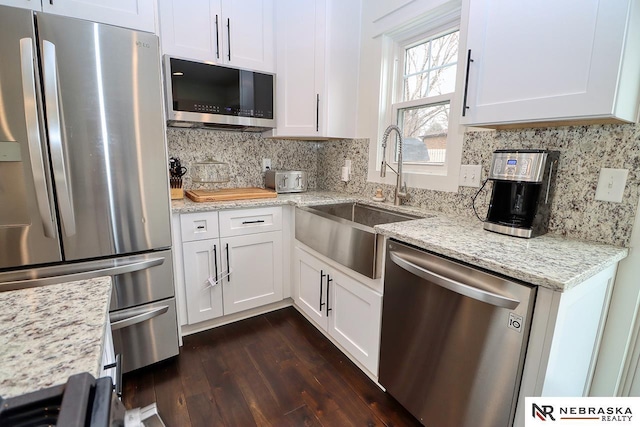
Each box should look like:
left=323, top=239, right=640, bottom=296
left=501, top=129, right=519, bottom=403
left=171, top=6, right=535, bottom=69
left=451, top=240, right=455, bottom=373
left=0, top=0, right=40, bottom=10
left=220, top=0, right=274, bottom=72
left=327, top=269, right=382, bottom=374
left=221, top=231, right=283, bottom=315
left=462, top=0, right=632, bottom=126
left=272, top=0, right=323, bottom=137
left=158, top=0, right=221, bottom=61
left=42, top=0, right=156, bottom=32
left=183, top=239, right=223, bottom=324
left=293, top=246, right=328, bottom=329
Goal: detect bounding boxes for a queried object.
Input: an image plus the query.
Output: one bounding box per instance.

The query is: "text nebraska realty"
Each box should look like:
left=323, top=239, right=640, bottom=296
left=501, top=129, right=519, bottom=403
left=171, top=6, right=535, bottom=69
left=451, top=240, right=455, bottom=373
left=559, top=406, right=632, bottom=422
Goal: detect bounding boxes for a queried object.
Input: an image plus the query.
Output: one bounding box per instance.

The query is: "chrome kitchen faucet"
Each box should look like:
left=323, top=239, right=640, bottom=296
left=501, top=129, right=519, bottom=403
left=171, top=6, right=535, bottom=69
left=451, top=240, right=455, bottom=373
left=380, top=125, right=408, bottom=206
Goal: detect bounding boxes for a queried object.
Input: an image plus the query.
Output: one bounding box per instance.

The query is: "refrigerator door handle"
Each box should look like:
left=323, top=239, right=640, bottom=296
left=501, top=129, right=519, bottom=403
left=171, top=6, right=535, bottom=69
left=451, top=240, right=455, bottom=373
left=19, top=38, right=56, bottom=238
left=110, top=305, right=169, bottom=330
left=42, top=39, right=76, bottom=236
left=0, top=257, right=164, bottom=292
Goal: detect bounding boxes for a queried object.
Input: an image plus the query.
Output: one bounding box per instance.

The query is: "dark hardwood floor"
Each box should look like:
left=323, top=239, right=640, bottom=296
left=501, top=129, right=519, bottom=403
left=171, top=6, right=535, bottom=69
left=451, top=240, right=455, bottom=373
left=123, top=307, right=421, bottom=427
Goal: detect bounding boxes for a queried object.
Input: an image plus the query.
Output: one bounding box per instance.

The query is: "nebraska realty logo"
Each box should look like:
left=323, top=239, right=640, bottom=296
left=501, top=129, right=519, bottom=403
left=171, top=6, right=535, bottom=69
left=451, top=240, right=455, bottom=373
left=525, top=398, right=640, bottom=425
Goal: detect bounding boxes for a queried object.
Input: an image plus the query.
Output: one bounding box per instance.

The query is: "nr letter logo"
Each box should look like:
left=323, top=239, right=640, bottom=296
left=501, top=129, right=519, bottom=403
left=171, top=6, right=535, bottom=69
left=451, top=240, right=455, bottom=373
left=532, top=403, right=556, bottom=421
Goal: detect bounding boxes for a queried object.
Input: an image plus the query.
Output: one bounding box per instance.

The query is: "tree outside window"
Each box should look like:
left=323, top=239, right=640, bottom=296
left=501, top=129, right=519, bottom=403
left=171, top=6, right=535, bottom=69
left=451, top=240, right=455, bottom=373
left=393, top=30, right=459, bottom=165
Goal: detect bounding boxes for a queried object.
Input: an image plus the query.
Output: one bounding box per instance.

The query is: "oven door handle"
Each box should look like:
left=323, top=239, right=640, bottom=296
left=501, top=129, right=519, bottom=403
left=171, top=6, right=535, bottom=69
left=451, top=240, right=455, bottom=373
left=388, top=251, right=520, bottom=309
left=110, top=305, right=169, bottom=330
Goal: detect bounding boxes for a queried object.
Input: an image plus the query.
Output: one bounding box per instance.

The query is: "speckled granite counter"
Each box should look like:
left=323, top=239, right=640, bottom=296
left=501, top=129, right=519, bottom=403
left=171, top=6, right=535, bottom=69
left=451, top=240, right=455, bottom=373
left=172, top=191, right=628, bottom=291
left=375, top=216, right=627, bottom=291
left=0, top=277, right=112, bottom=398
left=170, top=191, right=353, bottom=213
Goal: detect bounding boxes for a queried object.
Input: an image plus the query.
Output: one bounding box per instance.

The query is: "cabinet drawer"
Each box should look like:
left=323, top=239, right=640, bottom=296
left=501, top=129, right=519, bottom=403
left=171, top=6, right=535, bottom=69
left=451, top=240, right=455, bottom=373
left=219, top=207, right=282, bottom=237
left=180, top=212, right=220, bottom=242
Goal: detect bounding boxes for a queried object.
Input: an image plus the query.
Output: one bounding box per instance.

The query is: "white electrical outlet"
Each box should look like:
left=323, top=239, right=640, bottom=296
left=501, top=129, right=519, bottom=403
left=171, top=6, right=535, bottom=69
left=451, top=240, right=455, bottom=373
left=459, top=165, right=482, bottom=187
left=262, top=158, right=271, bottom=172
left=595, top=168, right=628, bottom=203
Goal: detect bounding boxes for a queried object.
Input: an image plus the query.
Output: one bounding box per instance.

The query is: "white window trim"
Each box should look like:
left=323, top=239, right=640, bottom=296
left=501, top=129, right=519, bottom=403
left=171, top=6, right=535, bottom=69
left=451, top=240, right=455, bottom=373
left=366, top=5, right=469, bottom=193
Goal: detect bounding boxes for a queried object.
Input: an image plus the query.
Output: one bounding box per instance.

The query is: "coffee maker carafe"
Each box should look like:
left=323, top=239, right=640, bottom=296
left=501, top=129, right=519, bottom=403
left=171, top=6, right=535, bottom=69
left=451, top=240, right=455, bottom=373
left=484, top=149, right=559, bottom=238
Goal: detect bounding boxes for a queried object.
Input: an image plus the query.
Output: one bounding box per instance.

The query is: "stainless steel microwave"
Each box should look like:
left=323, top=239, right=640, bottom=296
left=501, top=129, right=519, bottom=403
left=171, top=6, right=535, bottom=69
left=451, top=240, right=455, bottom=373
left=164, top=56, right=275, bottom=130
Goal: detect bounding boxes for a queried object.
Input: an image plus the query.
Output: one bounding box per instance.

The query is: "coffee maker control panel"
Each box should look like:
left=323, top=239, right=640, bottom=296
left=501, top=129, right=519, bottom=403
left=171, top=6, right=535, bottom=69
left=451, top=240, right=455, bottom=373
left=489, top=151, right=547, bottom=183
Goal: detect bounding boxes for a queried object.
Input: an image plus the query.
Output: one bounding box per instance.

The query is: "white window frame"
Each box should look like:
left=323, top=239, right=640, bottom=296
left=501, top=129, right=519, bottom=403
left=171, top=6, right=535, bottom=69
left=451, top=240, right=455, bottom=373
left=368, top=8, right=468, bottom=193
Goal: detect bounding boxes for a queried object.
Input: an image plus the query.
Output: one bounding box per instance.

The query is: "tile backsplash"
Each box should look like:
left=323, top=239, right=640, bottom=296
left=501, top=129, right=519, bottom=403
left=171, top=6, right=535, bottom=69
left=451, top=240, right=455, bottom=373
left=167, top=123, right=640, bottom=247
left=167, top=128, right=319, bottom=190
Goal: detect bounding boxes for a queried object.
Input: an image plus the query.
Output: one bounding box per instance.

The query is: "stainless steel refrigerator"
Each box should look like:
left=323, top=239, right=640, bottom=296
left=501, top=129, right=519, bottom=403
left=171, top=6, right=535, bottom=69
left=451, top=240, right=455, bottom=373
left=0, top=5, right=179, bottom=374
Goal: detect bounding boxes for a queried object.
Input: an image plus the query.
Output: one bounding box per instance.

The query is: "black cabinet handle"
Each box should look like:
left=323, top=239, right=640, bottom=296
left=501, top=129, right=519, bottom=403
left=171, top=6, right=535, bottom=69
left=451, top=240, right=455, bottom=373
left=462, top=49, right=474, bottom=117
left=226, top=243, right=230, bottom=282
left=326, top=275, right=332, bottom=315
left=215, top=15, right=220, bottom=59
left=213, top=244, right=218, bottom=282
left=242, top=220, right=265, bottom=225
left=104, top=353, right=123, bottom=399
left=316, top=94, right=320, bottom=132
left=196, top=225, right=205, bottom=229
left=227, top=18, right=231, bottom=61
left=319, top=269, right=326, bottom=311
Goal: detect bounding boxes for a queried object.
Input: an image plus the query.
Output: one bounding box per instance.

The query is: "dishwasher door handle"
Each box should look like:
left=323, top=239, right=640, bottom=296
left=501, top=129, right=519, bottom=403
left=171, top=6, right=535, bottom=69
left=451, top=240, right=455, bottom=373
left=388, top=251, right=520, bottom=309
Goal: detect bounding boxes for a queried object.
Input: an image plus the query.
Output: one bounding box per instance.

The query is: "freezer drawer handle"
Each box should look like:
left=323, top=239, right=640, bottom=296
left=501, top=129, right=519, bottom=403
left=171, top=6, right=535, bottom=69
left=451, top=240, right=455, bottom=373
left=0, top=257, right=164, bottom=291
left=388, top=251, right=520, bottom=309
left=110, top=305, right=169, bottom=330
left=19, top=38, right=56, bottom=238
left=42, top=40, right=76, bottom=236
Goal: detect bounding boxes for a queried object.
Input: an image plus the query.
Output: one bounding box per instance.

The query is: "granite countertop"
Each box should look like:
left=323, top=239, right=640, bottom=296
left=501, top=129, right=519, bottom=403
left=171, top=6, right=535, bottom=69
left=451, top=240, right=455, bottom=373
left=171, top=191, right=628, bottom=291
left=375, top=216, right=628, bottom=292
left=0, top=277, right=112, bottom=398
left=170, top=191, right=353, bottom=213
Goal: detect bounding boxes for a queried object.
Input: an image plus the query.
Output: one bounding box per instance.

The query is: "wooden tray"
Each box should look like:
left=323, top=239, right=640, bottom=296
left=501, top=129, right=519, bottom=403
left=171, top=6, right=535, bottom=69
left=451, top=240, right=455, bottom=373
left=185, top=187, right=277, bottom=202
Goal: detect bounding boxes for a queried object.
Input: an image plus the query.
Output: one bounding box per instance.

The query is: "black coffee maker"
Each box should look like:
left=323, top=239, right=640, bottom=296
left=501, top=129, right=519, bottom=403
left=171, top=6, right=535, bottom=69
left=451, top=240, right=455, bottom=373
left=484, top=149, right=559, bottom=238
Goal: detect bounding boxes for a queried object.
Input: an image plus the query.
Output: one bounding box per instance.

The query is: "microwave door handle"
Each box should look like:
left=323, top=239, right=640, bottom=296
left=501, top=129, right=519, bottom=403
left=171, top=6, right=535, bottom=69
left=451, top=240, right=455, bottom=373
left=389, top=251, right=520, bottom=309
left=20, top=38, right=56, bottom=238
left=42, top=40, right=76, bottom=236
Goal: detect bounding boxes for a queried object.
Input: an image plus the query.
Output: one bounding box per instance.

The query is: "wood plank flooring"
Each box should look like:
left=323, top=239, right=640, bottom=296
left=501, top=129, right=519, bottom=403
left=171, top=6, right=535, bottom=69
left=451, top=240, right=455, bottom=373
left=123, top=307, right=421, bottom=427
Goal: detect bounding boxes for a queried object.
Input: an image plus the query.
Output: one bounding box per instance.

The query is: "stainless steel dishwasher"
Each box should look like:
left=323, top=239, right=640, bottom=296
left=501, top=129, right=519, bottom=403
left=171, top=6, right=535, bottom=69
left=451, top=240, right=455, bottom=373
left=379, top=240, right=536, bottom=427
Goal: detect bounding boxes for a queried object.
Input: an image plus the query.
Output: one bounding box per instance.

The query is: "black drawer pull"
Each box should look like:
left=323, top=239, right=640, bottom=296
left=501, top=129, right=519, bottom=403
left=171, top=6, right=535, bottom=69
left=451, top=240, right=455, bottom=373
left=242, top=220, right=265, bottom=225
left=196, top=225, right=205, bottom=229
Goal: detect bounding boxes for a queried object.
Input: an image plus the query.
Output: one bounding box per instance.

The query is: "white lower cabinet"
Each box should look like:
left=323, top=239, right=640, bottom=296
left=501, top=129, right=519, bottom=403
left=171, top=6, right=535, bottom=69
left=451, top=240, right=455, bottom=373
left=178, top=207, right=284, bottom=326
left=221, top=231, right=283, bottom=315
left=183, top=239, right=224, bottom=324
left=294, top=245, right=382, bottom=375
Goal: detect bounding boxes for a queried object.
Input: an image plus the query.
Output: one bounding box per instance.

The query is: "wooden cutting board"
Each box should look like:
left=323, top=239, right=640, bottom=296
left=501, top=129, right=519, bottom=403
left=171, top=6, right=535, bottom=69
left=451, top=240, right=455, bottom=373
left=185, top=187, right=277, bottom=202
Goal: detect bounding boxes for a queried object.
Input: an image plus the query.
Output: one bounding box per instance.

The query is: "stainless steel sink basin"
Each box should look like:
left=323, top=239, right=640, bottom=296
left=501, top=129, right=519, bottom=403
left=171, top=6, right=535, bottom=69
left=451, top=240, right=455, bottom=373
left=295, top=202, right=420, bottom=278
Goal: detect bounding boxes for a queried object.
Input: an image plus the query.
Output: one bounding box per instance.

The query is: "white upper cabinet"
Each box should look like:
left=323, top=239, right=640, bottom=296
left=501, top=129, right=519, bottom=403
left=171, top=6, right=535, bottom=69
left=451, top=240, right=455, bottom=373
left=0, top=0, right=156, bottom=31
left=42, top=0, right=156, bottom=32
left=461, top=0, right=640, bottom=127
left=0, top=0, right=40, bottom=10
left=158, top=0, right=274, bottom=73
left=220, top=0, right=274, bottom=72
left=266, top=0, right=361, bottom=139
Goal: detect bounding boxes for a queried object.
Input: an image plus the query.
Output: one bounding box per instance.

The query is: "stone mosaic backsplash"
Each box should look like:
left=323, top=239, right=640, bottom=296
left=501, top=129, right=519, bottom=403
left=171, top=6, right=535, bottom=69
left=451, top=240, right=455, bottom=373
left=318, top=124, right=640, bottom=247
left=167, top=123, right=640, bottom=247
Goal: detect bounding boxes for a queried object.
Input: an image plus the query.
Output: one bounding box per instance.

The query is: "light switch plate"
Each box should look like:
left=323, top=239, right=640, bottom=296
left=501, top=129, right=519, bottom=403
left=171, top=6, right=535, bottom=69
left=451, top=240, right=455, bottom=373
left=262, top=158, right=271, bottom=172
left=595, top=168, right=628, bottom=203
left=459, top=165, right=482, bottom=187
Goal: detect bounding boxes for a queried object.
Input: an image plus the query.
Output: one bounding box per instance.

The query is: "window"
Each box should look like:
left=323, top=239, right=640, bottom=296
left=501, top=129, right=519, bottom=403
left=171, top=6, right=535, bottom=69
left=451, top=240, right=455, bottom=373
left=393, top=30, right=459, bottom=166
